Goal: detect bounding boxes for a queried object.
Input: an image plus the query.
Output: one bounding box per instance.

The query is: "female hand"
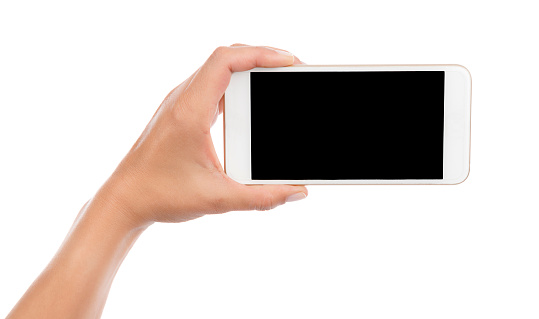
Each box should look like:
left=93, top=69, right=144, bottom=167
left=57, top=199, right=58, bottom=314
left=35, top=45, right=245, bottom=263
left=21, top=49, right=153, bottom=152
left=7, top=44, right=309, bottom=319
left=100, top=44, right=308, bottom=227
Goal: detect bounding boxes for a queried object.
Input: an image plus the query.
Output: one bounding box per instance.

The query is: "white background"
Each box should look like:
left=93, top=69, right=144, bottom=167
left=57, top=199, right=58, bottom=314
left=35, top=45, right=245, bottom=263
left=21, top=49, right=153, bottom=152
left=1, top=1, right=538, bottom=318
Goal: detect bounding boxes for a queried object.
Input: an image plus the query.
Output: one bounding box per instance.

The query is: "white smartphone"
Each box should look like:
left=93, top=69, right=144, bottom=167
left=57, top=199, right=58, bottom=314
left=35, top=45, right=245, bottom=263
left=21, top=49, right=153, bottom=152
left=224, top=65, right=471, bottom=185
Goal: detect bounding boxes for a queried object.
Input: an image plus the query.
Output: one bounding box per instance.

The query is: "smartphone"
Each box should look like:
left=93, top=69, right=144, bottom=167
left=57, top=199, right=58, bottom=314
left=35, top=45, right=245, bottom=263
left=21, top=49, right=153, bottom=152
left=224, top=65, right=471, bottom=185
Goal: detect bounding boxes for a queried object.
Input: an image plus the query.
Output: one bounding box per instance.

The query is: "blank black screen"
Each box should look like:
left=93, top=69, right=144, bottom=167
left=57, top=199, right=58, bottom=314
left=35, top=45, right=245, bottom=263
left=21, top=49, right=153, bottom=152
left=250, top=71, right=444, bottom=180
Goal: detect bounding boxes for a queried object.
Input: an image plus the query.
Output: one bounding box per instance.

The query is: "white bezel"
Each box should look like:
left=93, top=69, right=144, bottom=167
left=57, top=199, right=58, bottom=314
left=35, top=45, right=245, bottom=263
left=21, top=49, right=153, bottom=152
left=224, top=65, right=471, bottom=185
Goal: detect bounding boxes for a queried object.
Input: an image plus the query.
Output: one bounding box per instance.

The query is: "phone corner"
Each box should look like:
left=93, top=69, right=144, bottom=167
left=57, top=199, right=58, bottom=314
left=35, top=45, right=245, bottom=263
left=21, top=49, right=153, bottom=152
left=449, top=167, right=471, bottom=185
left=449, top=64, right=472, bottom=82
left=226, top=172, right=249, bottom=185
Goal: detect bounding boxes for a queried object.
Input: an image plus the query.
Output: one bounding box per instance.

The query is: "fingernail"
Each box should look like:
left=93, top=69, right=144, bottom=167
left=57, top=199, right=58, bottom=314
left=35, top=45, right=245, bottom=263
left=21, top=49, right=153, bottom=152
left=268, top=48, right=294, bottom=56
left=286, top=192, right=307, bottom=203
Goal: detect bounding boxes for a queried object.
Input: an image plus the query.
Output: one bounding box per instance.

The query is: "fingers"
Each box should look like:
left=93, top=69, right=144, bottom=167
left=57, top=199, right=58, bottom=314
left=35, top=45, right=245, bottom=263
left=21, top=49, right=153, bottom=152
left=231, top=43, right=304, bottom=65
left=263, top=46, right=304, bottom=65
left=208, top=44, right=304, bottom=122
left=183, top=45, right=295, bottom=119
left=229, top=184, right=308, bottom=211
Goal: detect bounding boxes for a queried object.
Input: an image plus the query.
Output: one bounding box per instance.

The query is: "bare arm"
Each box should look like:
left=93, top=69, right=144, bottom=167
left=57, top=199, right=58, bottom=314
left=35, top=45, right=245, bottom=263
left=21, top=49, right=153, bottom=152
left=7, top=193, right=146, bottom=318
left=7, top=44, right=307, bottom=319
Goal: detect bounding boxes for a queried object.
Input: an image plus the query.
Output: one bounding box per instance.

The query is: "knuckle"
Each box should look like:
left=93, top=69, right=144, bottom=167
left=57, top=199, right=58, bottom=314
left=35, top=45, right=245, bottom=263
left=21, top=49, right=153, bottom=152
left=255, top=192, right=277, bottom=211
left=211, top=46, right=230, bottom=60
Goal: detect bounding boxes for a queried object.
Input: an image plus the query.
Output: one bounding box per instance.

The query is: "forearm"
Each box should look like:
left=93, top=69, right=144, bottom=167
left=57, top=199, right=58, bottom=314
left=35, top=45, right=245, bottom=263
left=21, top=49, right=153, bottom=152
left=7, top=189, right=149, bottom=319
left=6, top=44, right=307, bottom=319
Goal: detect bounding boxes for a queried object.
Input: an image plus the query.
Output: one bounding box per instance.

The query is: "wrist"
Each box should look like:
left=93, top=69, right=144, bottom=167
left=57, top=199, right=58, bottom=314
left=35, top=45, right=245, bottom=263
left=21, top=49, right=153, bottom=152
left=90, top=178, right=154, bottom=234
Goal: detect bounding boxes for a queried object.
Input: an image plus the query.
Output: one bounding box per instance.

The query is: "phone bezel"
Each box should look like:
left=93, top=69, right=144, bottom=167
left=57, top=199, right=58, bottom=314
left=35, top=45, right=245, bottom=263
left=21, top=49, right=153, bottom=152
left=224, top=65, right=471, bottom=185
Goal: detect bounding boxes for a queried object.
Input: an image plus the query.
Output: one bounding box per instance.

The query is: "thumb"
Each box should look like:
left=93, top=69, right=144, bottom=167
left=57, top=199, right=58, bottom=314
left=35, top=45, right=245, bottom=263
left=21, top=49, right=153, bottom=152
left=231, top=184, right=308, bottom=211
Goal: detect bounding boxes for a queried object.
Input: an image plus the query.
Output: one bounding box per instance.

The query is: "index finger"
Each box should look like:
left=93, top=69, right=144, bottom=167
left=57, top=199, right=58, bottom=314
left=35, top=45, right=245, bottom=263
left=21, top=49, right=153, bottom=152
left=184, top=45, right=295, bottom=110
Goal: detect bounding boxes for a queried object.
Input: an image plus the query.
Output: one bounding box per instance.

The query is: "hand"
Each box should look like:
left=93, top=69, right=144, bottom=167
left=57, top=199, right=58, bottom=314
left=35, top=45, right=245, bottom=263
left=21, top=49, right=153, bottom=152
left=7, top=44, right=309, bottom=319
left=99, top=44, right=308, bottom=226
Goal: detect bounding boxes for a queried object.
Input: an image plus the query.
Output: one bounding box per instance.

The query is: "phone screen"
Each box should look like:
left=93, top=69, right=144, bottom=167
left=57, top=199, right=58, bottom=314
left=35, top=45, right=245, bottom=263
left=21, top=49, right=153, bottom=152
left=250, top=71, right=445, bottom=180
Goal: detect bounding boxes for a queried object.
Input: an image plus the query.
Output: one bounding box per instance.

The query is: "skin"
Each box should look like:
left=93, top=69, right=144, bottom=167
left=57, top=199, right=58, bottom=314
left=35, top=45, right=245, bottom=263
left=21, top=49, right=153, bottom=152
left=7, top=44, right=308, bottom=319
